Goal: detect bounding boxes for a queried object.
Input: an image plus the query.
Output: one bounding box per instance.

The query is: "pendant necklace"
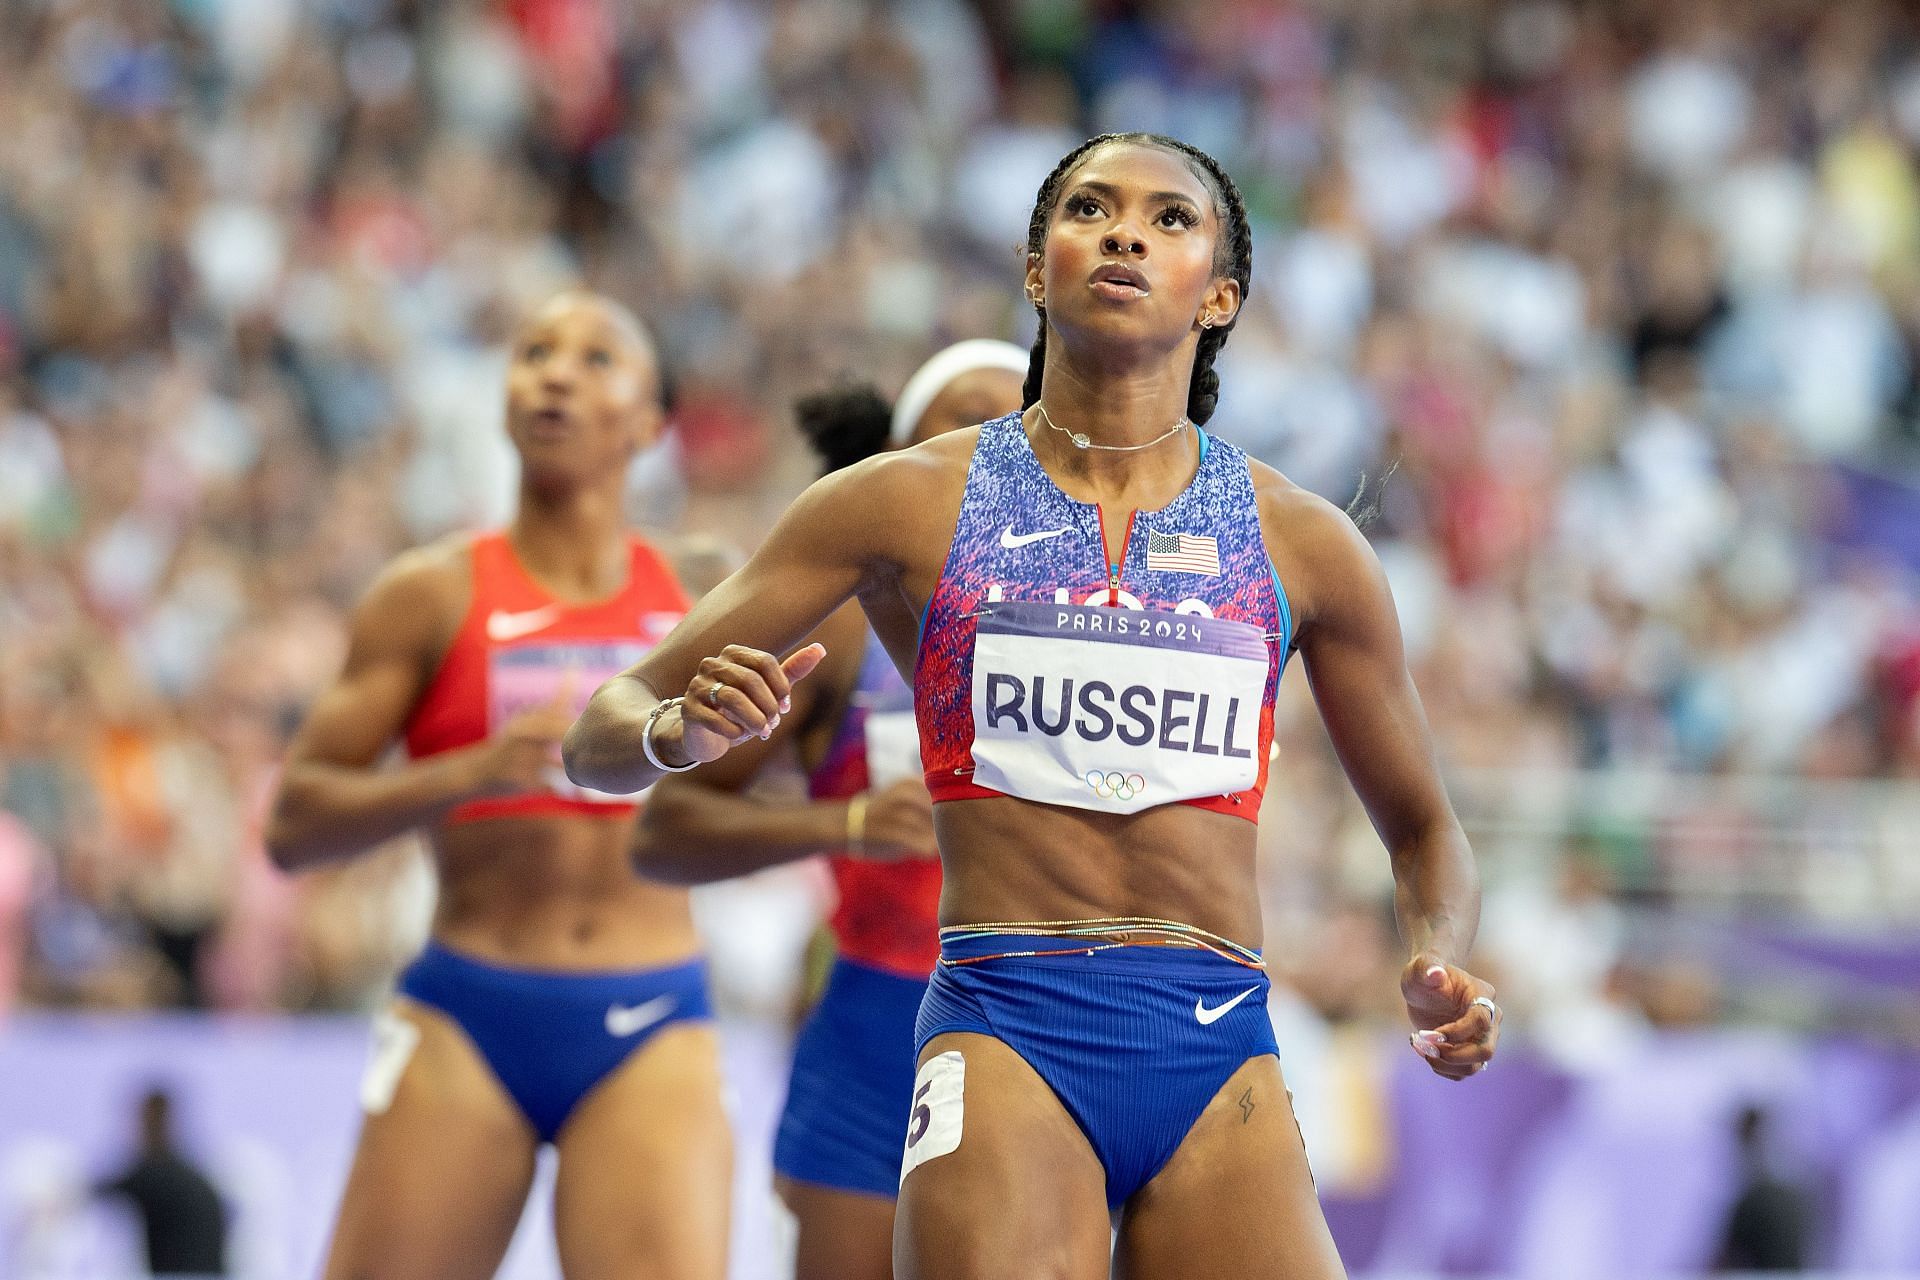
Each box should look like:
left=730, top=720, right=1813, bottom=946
left=1036, top=402, right=1189, bottom=453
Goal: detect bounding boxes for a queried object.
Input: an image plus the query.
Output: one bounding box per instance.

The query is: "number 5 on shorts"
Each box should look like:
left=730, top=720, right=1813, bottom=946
left=899, top=1049, right=964, bottom=1186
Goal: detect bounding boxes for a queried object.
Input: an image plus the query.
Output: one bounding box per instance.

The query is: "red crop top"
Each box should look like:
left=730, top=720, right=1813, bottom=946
left=405, top=530, right=689, bottom=824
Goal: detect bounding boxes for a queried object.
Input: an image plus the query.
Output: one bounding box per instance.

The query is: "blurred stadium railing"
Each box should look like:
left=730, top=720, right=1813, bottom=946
left=1454, top=768, right=1920, bottom=920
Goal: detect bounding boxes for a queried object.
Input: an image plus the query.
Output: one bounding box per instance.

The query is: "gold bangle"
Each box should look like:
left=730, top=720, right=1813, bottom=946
left=846, top=792, right=868, bottom=853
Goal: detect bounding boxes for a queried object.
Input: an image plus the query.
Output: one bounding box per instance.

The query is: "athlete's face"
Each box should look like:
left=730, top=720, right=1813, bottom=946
left=1026, top=143, right=1240, bottom=359
left=504, top=294, right=661, bottom=485
left=908, top=366, right=1026, bottom=446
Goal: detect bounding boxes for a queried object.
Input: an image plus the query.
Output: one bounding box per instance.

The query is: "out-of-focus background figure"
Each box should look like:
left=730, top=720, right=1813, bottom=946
left=1716, top=1105, right=1814, bottom=1274
left=92, top=1088, right=229, bottom=1280
left=2, top=1, right=1919, bottom=1277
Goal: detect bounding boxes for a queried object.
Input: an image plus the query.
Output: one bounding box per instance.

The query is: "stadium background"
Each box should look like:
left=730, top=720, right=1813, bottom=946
left=4, top=0, right=1920, bottom=1275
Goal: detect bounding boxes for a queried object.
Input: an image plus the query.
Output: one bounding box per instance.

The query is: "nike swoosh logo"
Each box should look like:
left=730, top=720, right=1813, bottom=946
left=605, top=995, right=678, bottom=1038
left=1000, top=525, right=1070, bottom=549
left=1195, top=986, right=1261, bottom=1026
left=486, top=606, right=562, bottom=642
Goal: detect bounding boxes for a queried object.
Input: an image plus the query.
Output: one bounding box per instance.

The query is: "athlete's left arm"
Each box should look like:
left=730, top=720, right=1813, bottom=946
left=1260, top=476, right=1498, bottom=1079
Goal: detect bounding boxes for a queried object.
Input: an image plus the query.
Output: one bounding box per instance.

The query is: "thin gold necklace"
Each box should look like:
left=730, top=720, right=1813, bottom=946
left=1036, top=401, right=1190, bottom=453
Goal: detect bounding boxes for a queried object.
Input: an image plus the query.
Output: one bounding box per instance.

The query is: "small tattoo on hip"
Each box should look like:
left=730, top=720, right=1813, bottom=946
left=1238, top=1086, right=1255, bottom=1124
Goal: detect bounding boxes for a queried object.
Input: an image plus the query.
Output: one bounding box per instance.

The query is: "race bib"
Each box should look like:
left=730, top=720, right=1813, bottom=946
left=862, top=710, right=923, bottom=791
left=359, top=1009, right=421, bottom=1114
left=899, top=1050, right=965, bottom=1184
left=968, top=602, right=1268, bottom=813
left=489, top=641, right=650, bottom=803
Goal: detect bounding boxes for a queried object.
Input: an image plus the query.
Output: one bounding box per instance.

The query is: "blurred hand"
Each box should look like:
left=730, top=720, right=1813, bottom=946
left=854, top=778, right=936, bottom=861
left=1399, top=952, right=1501, bottom=1081
left=671, top=643, right=827, bottom=764
left=468, top=689, right=575, bottom=796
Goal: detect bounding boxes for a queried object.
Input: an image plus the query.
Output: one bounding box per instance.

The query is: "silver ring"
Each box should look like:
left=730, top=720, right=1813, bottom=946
left=1471, top=995, right=1499, bottom=1021
left=705, top=683, right=724, bottom=709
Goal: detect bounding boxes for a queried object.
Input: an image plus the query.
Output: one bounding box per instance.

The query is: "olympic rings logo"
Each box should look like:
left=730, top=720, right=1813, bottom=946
left=1085, top=770, right=1147, bottom=801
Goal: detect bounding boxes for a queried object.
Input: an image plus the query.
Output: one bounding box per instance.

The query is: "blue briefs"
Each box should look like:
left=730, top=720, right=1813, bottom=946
left=914, top=932, right=1278, bottom=1208
left=773, top=956, right=930, bottom=1198
left=396, top=941, right=711, bottom=1143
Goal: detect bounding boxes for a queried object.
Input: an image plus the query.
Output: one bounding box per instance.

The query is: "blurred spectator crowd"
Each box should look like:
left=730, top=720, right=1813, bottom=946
left=5, top=0, right=1920, bottom=1026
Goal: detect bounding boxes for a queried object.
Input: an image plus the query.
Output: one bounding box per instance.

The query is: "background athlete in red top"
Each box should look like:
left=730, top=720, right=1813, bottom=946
left=636, top=342, right=1025, bottom=1280
left=266, top=292, right=729, bottom=1280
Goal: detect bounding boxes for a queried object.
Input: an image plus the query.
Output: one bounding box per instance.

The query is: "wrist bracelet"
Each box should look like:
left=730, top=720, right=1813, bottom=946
left=846, top=792, right=869, bottom=852
left=642, top=697, right=698, bottom=774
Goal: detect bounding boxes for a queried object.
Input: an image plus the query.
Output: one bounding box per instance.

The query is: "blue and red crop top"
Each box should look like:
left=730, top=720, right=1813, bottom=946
left=914, top=413, right=1290, bottom=822
left=807, top=630, right=942, bottom=978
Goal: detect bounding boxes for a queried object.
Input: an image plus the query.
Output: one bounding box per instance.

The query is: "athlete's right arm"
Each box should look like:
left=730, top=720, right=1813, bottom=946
left=265, top=550, right=550, bottom=870
left=565, top=449, right=934, bottom=795
left=635, top=739, right=935, bottom=883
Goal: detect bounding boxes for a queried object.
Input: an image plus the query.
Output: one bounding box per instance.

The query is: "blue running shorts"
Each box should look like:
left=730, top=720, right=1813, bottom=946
left=774, top=956, right=930, bottom=1197
left=913, top=932, right=1277, bottom=1208
left=396, top=941, right=711, bottom=1143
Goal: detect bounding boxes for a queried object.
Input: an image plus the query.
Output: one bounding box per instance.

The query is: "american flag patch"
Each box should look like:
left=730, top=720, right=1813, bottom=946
left=1146, top=529, right=1221, bottom=576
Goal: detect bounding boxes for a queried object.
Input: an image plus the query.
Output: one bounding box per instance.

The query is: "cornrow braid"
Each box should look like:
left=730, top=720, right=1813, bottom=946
left=1020, top=132, right=1253, bottom=426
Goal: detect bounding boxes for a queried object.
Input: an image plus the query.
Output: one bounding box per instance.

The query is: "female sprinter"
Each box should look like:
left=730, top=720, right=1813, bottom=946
left=267, top=292, right=728, bottom=1280
left=634, top=340, right=1026, bottom=1280
left=565, top=135, right=1499, bottom=1279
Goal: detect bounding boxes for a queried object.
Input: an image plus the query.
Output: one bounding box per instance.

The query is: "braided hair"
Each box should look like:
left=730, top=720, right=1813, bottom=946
left=1020, top=133, right=1252, bottom=426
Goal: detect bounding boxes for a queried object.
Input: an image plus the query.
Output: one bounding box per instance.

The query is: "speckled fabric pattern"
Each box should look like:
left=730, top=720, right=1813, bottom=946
left=914, top=412, right=1288, bottom=818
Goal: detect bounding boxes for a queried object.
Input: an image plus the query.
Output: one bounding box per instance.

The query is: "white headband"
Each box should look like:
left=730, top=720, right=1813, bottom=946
left=889, top=339, right=1030, bottom=446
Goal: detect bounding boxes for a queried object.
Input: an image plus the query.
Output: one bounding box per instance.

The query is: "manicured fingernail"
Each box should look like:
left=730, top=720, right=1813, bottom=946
left=779, top=696, right=790, bottom=713
left=1410, top=1034, right=1439, bottom=1058
left=1425, top=965, right=1447, bottom=981
left=1417, top=1030, right=1447, bottom=1046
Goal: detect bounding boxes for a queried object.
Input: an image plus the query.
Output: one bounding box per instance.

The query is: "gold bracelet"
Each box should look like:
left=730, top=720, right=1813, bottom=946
left=846, top=792, right=868, bottom=853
